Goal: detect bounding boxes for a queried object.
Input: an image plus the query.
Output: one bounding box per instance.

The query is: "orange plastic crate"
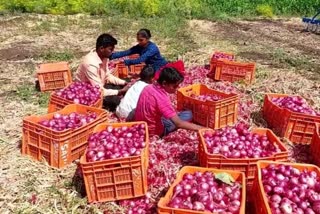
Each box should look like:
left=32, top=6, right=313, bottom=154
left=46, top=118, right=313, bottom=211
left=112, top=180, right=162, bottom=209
left=80, top=122, right=149, bottom=203
left=177, top=84, right=239, bottom=129
left=311, top=123, right=320, bottom=166
left=37, top=62, right=72, bottom=92
left=263, top=93, right=320, bottom=145
left=209, top=51, right=235, bottom=73
left=116, top=62, right=145, bottom=79
left=252, top=161, right=320, bottom=214
left=209, top=60, right=255, bottom=84
left=198, top=128, right=288, bottom=192
left=21, top=104, right=109, bottom=168
left=157, top=166, right=246, bottom=214
left=47, top=85, right=103, bottom=113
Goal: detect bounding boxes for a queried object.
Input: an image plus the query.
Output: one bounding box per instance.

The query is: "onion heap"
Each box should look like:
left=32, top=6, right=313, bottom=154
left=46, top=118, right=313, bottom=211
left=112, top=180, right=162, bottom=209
left=212, top=53, right=234, bottom=61
left=272, top=96, right=320, bottom=116
left=190, top=94, right=223, bottom=102
left=168, top=171, right=241, bottom=213
left=55, top=82, right=101, bottom=106
left=86, top=124, right=146, bottom=162
left=202, top=125, right=281, bottom=158
left=262, top=164, right=320, bottom=214
left=39, top=112, right=97, bottom=131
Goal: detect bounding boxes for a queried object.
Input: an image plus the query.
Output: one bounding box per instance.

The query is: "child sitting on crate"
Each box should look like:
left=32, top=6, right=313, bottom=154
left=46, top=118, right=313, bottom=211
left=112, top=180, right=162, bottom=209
left=134, top=66, right=203, bottom=137
left=116, top=65, right=155, bottom=121
left=74, top=33, right=131, bottom=112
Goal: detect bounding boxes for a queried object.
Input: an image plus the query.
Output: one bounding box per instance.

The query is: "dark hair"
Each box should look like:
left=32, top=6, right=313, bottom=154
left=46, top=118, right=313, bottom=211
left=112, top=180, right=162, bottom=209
left=157, top=67, right=184, bottom=85
left=96, top=33, right=117, bottom=50
left=137, top=29, right=151, bottom=39
left=140, top=65, right=155, bottom=81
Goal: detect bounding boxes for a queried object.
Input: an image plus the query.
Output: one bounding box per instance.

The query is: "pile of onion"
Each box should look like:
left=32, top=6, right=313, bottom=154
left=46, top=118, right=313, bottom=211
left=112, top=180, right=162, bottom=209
left=212, top=53, right=234, bottom=61
left=190, top=94, right=223, bottom=102
left=55, top=82, right=101, bottom=106
left=272, top=96, right=320, bottom=116
left=168, top=171, right=241, bottom=213
left=202, top=125, right=281, bottom=158
left=86, top=124, right=146, bottom=162
left=39, top=112, right=97, bottom=131
left=262, top=164, right=320, bottom=214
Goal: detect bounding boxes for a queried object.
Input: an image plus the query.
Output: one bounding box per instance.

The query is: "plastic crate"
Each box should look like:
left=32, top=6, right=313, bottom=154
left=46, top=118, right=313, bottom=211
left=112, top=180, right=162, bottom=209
left=47, top=86, right=103, bottom=113
left=80, top=122, right=149, bottom=203
left=177, top=84, right=239, bottom=129
left=198, top=128, right=288, bottom=193
left=311, top=123, right=320, bottom=166
left=252, top=161, right=320, bottom=214
left=37, top=62, right=72, bottom=92
left=21, top=104, right=109, bottom=168
left=157, top=166, right=246, bottom=214
left=116, top=62, right=145, bottom=79
left=209, top=51, right=235, bottom=73
left=263, top=93, right=320, bottom=145
left=209, top=60, right=256, bottom=84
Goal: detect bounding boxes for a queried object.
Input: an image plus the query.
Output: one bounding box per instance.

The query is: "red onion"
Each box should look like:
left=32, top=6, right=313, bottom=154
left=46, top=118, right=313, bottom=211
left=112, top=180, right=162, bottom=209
left=262, top=164, right=320, bottom=214
left=202, top=124, right=281, bottom=158
left=272, top=96, right=320, bottom=116
left=55, top=82, right=101, bottom=106
left=211, top=52, right=235, bottom=61
left=167, top=171, right=241, bottom=213
left=86, top=124, right=146, bottom=162
left=38, top=112, right=97, bottom=131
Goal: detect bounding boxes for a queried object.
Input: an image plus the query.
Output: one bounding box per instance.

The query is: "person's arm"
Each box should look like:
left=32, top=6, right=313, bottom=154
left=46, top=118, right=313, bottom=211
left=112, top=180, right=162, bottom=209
left=110, top=45, right=140, bottom=60
left=124, top=44, right=158, bottom=66
left=170, top=115, right=203, bottom=131
left=106, top=73, right=127, bottom=86
left=85, top=65, right=122, bottom=96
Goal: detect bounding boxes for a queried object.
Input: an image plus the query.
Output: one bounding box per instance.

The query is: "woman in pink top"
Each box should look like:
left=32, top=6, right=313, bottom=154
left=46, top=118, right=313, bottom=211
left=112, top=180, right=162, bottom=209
left=134, top=67, right=203, bottom=136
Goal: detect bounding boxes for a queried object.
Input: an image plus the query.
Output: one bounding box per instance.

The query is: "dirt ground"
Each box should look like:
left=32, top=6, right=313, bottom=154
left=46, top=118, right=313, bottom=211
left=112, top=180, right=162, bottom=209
left=0, top=14, right=319, bottom=213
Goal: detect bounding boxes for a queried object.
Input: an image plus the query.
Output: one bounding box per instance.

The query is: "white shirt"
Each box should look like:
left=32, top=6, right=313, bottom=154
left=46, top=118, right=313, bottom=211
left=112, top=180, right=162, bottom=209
left=116, top=80, right=149, bottom=119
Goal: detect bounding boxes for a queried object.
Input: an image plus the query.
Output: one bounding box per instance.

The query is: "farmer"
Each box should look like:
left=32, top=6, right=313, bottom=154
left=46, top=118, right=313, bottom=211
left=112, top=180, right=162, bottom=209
left=110, top=28, right=168, bottom=73
left=75, top=33, right=130, bottom=112
left=134, top=66, right=203, bottom=137
left=116, top=65, right=155, bottom=121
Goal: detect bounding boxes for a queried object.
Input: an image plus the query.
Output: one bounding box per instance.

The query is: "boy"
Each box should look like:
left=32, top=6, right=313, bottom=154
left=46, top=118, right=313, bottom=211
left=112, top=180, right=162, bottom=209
left=116, top=65, right=155, bottom=120
left=134, top=67, right=203, bottom=136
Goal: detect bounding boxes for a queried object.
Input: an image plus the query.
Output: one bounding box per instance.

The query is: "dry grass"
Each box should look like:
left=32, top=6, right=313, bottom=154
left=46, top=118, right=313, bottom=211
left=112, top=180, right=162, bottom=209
left=0, top=14, right=319, bottom=213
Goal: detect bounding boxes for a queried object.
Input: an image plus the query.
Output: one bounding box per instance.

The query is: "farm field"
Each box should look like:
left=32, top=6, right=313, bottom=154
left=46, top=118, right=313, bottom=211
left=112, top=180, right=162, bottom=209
left=0, top=14, right=319, bottom=213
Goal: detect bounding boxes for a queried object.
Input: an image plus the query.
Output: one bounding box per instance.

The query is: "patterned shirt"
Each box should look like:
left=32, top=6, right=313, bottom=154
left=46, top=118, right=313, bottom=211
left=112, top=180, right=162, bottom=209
left=111, top=41, right=168, bottom=72
left=134, top=83, right=176, bottom=136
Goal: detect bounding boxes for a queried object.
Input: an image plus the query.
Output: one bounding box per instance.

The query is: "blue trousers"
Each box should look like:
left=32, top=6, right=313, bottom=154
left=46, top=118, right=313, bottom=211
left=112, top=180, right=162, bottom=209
left=161, top=110, right=193, bottom=136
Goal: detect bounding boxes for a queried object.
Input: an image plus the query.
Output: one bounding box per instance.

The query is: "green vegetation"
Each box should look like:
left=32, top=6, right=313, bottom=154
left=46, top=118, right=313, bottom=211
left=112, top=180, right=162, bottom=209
left=39, top=49, right=75, bottom=62
left=15, top=84, right=50, bottom=107
left=0, top=0, right=319, bottom=17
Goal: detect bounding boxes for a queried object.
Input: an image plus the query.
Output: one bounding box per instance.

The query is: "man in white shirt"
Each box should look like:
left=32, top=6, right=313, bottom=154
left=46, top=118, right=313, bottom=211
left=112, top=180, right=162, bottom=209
left=116, top=65, right=155, bottom=120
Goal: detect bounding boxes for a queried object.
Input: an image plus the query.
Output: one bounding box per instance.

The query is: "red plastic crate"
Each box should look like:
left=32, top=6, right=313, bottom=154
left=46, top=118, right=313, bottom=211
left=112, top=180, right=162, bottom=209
left=311, top=123, right=320, bottom=166
left=37, top=62, right=72, bottom=92
left=209, top=60, right=256, bottom=84
left=47, top=85, right=103, bottom=113
left=157, top=166, right=246, bottom=214
left=252, top=161, right=320, bottom=214
left=198, top=128, right=288, bottom=198
left=80, top=122, right=149, bottom=203
left=21, top=104, right=109, bottom=168
left=263, top=93, right=320, bottom=144
left=177, top=84, right=239, bottom=129
left=116, top=62, right=145, bottom=79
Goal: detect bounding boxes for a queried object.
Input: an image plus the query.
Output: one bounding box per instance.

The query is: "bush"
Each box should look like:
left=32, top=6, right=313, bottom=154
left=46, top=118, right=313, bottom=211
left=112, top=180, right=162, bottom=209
left=256, top=4, right=274, bottom=18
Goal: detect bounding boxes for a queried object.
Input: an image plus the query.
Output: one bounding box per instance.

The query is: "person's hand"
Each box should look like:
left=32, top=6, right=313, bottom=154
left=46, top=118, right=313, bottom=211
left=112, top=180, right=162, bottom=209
left=118, top=84, right=131, bottom=96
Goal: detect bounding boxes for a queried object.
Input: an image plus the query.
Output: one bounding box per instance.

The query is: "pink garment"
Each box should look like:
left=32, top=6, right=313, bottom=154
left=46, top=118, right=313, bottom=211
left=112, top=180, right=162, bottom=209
left=134, top=83, right=176, bottom=136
